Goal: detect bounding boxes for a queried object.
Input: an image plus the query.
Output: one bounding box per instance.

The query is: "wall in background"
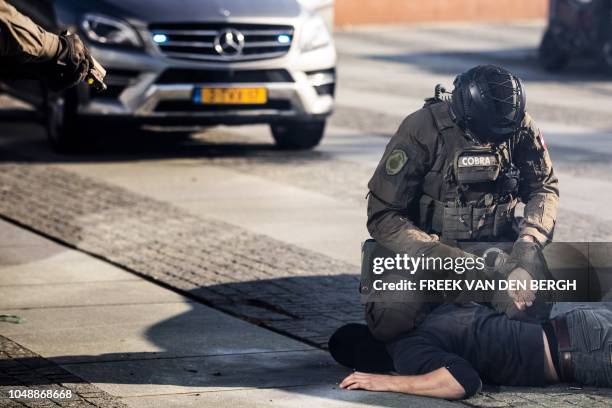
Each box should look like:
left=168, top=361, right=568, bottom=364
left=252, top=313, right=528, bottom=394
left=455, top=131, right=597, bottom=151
left=335, top=0, right=548, bottom=26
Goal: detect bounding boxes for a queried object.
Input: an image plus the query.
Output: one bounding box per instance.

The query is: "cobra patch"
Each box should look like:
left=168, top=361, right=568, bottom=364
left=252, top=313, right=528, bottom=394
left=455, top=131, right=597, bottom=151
left=385, top=149, right=408, bottom=175
left=457, top=155, right=498, bottom=167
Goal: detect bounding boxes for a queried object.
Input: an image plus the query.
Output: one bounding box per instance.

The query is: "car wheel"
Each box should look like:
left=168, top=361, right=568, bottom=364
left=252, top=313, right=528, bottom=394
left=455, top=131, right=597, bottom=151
left=538, top=29, right=570, bottom=72
left=45, top=92, right=89, bottom=153
left=600, top=41, right=612, bottom=74
left=271, top=120, right=326, bottom=150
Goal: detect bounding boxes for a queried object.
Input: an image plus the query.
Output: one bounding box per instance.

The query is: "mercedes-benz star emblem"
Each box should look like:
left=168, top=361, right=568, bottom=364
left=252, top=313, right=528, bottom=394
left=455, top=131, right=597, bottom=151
left=214, top=29, right=245, bottom=57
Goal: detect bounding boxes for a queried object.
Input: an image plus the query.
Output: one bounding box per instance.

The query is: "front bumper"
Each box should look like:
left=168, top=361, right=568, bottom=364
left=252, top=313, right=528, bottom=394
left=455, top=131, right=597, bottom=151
left=78, top=45, right=336, bottom=125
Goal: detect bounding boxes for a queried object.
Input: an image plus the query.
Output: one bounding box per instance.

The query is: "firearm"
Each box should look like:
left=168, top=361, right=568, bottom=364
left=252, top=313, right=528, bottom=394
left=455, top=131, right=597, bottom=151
left=86, top=55, right=107, bottom=92
left=61, top=30, right=107, bottom=92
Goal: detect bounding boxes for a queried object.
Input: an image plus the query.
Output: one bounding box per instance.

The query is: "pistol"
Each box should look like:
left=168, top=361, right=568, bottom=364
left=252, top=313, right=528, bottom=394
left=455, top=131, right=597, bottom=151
left=60, top=30, right=107, bottom=92
left=87, top=55, right=107, bottom=92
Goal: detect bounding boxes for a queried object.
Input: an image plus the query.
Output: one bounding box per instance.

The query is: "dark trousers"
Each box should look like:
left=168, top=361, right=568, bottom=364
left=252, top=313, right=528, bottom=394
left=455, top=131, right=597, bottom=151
left=560, top=305, right=612, bottom=386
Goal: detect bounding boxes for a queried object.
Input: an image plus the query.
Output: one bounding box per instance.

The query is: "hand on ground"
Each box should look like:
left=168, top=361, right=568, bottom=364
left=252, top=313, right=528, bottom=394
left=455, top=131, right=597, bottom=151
left=340, top=371, right=396, bottom=392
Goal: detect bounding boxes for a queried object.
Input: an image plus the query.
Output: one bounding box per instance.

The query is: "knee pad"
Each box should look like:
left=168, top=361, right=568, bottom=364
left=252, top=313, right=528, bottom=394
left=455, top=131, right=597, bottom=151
left=328, top=323, right=393, bottom=372
left=365, top=302, right=425, bottom=342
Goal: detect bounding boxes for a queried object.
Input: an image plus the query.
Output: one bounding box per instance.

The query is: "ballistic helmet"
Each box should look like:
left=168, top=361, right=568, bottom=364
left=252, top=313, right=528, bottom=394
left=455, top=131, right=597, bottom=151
left=451, top=65, right=526, bottom=143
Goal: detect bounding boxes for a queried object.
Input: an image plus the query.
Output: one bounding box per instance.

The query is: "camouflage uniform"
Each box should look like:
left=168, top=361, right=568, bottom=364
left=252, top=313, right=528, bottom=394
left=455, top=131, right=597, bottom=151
left=365, top=99, right=559, bottom=341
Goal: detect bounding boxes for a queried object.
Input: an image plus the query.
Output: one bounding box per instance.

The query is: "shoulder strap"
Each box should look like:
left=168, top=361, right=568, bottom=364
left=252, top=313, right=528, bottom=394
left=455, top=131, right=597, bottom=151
left=425, top=102, right=479, bottom=205
left=427, top=102, right=456, bottom=132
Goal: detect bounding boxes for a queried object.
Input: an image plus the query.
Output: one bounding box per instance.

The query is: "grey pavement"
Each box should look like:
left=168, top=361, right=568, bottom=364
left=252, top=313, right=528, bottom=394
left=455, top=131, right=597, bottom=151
left=0, top=219, right=442, bottom=407
left=1, top=21, right=612, bottom=407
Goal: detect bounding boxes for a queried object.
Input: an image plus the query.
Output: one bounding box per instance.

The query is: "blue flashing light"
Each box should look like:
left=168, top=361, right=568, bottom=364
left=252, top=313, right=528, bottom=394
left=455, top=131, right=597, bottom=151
left=277, top=35, right=291, bottom=44
left=153, top=33, right=168, bottom=44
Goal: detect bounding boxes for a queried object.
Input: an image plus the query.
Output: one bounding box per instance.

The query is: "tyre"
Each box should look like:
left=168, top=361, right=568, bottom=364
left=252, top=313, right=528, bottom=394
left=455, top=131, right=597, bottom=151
left=600, top=41, right=612, bottom=74
left=538, top=29, right=570, bottom=72
left=270, top=120, right=325, bottom=150
left=45, top=91, right=91, bottom=153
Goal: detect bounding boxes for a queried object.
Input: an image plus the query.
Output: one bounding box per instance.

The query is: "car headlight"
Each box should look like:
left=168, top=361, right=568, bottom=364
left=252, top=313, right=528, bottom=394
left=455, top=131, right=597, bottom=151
left=80, top=13, right=142, bottom=48
left=300, top=15, right=331, bottom=52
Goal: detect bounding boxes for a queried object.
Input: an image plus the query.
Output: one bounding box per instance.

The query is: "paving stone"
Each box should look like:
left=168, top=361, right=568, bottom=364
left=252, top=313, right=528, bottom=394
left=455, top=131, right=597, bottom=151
left=0, top=164, right=361, bottom=348
left=121, top=384, right=461, bottom=407
left=0, top=335, right=127, bottom=408
left=0, top=302, right=311, bottom=364
left=61, top=349, right=345, bottom=398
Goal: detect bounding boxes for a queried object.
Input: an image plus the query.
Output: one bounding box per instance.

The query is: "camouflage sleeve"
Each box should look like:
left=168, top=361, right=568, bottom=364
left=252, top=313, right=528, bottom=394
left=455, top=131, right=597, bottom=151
left=0, top=0, right=60, bottom=62
left=513, top=113, right=559, bottom=246
left=366, top=109, right=439, bottom=253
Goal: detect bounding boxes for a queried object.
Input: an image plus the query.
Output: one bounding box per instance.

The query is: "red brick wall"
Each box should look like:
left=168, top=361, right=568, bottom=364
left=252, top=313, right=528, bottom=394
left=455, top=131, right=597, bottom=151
left=335, top=0, right=549, bottom=26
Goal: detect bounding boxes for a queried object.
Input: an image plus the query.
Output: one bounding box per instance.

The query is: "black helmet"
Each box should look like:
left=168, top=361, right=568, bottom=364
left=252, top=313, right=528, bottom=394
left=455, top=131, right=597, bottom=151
left=450, top=65, right=526, bottom=143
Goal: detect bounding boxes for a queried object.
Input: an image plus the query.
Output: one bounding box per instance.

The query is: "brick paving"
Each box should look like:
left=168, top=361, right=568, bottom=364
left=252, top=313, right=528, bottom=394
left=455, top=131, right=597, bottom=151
left=0, top=163, right=363, bottom=347
left=1, top=162, right=612, bottom=407
left=466, top=385, right=612, bottom=407
left=0, top=335, right=127, bottom=408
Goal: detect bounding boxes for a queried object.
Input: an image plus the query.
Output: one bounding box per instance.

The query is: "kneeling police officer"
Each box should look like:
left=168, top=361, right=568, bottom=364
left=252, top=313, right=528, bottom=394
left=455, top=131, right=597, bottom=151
left=366, top=64, right=559, bottom=341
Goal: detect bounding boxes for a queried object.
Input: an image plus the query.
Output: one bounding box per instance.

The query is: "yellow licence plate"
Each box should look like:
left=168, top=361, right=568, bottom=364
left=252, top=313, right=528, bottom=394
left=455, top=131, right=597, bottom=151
left=197, top=87, right=268, bottom=105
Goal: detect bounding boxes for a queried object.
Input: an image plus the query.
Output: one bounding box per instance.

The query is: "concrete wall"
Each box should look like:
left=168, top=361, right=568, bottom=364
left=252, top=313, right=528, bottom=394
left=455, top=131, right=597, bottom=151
left=335, top=0, right=549, bottom=26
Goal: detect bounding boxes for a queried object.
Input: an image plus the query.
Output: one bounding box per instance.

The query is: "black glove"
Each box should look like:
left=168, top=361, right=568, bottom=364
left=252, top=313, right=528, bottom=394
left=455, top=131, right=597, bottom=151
left=45, top=33, right=92, bottom=92
left=490, top=288, right=552, bottom=324
left=490, top=288, right=522, bottom=318
left=509, top=241, right=549, bottom=281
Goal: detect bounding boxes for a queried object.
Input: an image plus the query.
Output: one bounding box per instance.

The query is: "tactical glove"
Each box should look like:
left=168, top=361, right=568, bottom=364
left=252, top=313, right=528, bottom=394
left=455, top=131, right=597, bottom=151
left=45, top=33, right=91, bottom=92
left=505, top=240, right=550, bottom=308
left=490, top=287, right=551, bottom=324
left=510, top=240, right=547, bottom=278
left=506, top=266, right=536, bottom=308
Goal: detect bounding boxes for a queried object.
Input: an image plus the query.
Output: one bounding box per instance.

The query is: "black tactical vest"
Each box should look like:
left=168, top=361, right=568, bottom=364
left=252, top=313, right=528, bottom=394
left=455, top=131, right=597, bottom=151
left=418, top=101, right=519, bottom=242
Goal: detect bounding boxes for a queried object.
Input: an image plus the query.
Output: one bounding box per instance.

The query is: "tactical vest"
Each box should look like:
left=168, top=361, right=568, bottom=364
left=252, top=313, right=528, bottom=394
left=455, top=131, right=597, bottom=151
left=418, top=101, right=519, bottom=242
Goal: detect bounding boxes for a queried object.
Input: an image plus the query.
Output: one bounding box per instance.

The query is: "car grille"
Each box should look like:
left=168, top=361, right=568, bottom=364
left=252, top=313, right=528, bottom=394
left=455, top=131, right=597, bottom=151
left=149, top=23, right=294, bottom=62
left=156, top=69, right=294, bottom=84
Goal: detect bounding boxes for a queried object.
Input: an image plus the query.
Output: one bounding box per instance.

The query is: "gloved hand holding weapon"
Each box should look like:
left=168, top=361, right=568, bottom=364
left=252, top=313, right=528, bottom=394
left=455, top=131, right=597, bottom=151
left=45, top=31, right=106, bottom=92
left=0, top=0, right=105, bottom=92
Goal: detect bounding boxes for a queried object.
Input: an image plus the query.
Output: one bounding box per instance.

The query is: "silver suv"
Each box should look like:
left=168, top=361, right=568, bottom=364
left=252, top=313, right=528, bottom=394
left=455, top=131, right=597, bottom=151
left=29, top=0, right=336, bottom=150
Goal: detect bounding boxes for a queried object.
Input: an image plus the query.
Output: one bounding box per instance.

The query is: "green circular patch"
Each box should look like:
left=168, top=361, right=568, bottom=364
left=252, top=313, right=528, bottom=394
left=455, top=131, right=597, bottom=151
left=385, top=149, right=408, bottom=175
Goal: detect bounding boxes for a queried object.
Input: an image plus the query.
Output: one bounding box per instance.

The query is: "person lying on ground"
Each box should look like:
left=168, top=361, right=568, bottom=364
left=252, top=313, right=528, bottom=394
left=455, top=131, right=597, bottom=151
left=329, top=302, right=612, bottom=400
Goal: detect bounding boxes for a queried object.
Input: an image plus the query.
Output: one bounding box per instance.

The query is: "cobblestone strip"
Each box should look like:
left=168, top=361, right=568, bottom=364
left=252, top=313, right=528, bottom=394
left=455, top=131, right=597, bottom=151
left=0, top=163, right=363, bottom=347
left=465, top=385, right=612, bottom=408
left=0, top=335, right=127, bottom=408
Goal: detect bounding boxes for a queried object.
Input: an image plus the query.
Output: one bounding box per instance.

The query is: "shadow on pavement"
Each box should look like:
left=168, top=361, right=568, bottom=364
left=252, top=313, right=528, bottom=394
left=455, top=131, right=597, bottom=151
left=2, top=275, right=441, bottom=407
left=0, top=115, right=335, bottom=165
